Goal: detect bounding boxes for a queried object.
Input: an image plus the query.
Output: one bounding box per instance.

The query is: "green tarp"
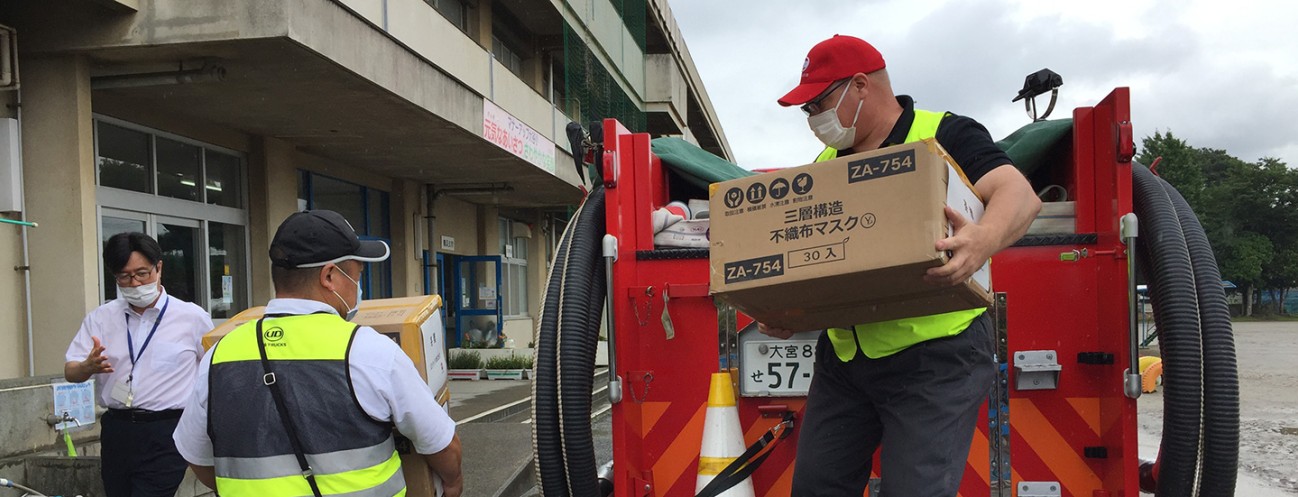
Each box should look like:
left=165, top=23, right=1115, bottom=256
left=648, top=118, right=1074, bottom=187
left=650, top=137, right=754, bottom=187
left=994, top=118, right=1073, bottom=178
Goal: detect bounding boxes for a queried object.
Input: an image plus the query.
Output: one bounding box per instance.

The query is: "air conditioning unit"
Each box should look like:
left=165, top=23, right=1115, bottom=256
left=1, top=25, right=17, bottom=90
left=1, top=118, right=21, bottom=213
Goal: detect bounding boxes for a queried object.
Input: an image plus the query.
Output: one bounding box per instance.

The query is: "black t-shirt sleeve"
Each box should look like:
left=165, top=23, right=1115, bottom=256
left=934, top=113, right=1013, bottom=185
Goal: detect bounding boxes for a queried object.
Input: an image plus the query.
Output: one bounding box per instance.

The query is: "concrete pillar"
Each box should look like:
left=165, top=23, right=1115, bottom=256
left=526, top=210, right=545, bottom=321
left=247, top=136, right=300, bottom=303
left=478, top=204, right=499, bottom=255
left=21, top=55, right=97, bottom=375
left=0, top=221, right=25, bottom=378
left=390, top=179, right=423, bottom=297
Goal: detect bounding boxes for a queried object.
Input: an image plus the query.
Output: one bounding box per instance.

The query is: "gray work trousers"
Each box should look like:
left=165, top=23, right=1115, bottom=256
left=790, top=313, right=995, bottom=497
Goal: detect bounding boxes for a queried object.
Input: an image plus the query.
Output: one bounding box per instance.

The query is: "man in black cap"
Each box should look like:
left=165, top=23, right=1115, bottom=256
left=173, top=210, right=463, bottom=497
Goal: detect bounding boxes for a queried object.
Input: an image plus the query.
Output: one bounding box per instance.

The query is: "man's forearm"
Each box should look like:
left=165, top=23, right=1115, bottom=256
left=424, top=434, right=464, bottom=496
left=190, top=464, right=216, bottom=490
left=978, top=178, right=1041, bottom=254
left=64, top=361, right=90, bottom=383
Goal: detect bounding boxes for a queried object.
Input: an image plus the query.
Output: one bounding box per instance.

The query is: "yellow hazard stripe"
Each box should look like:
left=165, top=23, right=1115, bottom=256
left=1011, top=399, right=1102, bottom=491
left=697, top=456, right=738, bottom=476
left=653, top=404, right=707, bottom=492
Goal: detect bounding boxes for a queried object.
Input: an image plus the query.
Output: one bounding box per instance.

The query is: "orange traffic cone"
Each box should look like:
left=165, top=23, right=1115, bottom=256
left=696, top=372, right=755, bottom=497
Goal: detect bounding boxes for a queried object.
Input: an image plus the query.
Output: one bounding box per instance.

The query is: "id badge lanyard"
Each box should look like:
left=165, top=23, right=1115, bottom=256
left=123, top=296, right=170, bottom=407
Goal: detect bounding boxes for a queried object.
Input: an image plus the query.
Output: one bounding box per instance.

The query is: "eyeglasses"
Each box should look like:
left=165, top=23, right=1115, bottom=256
left=113, top=267, right=156, bottom=285
left=800, top=79, right=850, bottom=116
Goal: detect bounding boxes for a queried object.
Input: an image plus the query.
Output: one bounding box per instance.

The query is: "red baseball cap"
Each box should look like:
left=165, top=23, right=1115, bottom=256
left=778, top=35, right=887, bottom=107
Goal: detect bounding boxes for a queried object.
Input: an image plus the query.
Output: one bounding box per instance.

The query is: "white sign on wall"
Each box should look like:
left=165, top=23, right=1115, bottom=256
left=483, top=100, right=556, bottom=174
left=52, top=381, right=96, bottom=430
left=441, top=235, right=455, bottom=251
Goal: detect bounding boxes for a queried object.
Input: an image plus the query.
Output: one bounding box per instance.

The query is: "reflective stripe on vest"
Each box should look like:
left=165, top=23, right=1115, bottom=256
left=817, top=109, right=988, bottom=361
left=209, top=313, right=404, bottom=497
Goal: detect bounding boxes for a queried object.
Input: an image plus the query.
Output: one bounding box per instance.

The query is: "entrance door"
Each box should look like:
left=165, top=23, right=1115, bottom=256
left=155, top=216, right=203, bottom=305
left=454, top=255, right=503, bottom=348
left=100, top=209, right=148, bottom=302
left=98, top=210, right=206, bottom=310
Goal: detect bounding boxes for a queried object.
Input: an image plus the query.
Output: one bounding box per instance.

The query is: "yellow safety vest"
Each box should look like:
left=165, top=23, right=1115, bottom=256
left=209, top=313, right=406, bottom=497
left=817, top=109, right=988, bottom=361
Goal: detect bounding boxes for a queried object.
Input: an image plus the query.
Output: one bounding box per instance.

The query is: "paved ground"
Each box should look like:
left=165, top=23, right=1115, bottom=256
left=1138, top=320, right=1298, bottom=495
left=447, top=378, right=536, bottom=497
left=448, top=369, right=610, bottom=497
left=463, top=322, right=1298, bottom=497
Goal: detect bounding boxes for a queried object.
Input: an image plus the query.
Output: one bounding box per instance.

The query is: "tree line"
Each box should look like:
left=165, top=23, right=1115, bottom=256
left=1137, top=131, right=1298, bottom=315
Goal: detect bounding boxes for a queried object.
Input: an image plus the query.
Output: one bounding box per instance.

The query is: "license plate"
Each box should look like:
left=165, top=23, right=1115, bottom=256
left=740, top=339, right=816, bottom=397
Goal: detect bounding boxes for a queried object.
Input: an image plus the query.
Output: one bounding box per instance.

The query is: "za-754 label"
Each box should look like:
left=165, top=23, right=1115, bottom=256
left=847, top=149, right=916, bottom=184
left=724, top=254, right=784, bottom=283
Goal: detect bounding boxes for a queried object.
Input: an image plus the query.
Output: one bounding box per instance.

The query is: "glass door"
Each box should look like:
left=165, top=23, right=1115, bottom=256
left=155, top=216, right=203, bottom=307
left=454, top=256, right=503, bottom=348
left=100, top=209, right=149, bottom=302
left=208, top=221, right=248, bottom=319
left=98, top=210, right=242, bottom=317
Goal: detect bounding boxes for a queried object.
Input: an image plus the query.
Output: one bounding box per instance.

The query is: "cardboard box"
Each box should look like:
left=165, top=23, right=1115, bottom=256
left=708, top=139, right=992, bottom=332
left=398, top=435, right=445, bottom=497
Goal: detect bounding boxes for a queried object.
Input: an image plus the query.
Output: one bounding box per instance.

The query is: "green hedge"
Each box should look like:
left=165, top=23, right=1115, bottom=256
left=484, top=353, right=534, bottom=370
left=447, top=350, right=484, bottom=369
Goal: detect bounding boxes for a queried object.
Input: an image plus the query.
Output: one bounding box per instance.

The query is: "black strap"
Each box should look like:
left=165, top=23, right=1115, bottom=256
left=256, top=317, right=324, bottom=497
left=695, top=411, right=796, bottom=497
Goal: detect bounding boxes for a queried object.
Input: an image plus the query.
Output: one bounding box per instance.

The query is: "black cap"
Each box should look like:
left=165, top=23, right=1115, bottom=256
left=270, top=210, right=390, bottom=268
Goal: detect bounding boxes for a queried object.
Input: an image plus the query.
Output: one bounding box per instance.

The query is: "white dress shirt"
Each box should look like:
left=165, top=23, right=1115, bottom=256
left=65, top=289, right=214, bottom=411
left=173, top=298, right=457, bottom=466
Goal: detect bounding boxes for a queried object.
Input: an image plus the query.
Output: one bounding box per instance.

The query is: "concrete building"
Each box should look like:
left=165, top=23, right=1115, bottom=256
left=0, top=0, right=729, bottom=377
left=0, top=0, right=727, bottom=488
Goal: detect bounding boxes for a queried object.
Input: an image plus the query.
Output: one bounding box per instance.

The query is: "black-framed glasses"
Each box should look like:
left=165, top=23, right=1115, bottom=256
left=800, top=79, right=850, bottom=116
left=113, top=267, right=156, bottom=285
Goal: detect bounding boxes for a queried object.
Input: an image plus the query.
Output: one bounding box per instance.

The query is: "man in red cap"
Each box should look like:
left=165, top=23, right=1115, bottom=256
left=761, top=35, right=1041, bottom=496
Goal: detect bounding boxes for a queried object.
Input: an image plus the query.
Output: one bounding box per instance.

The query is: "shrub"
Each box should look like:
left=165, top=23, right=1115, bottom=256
left=485, top=354, right=534, bottom=369
left=448, top=350, right=483, bottom=369
left=514, top=354, right=535, bottom=370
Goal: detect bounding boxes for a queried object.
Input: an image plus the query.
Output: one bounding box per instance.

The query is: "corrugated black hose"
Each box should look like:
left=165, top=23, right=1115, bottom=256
left=1132, top=162, right=1204, bottom=497
left=558, top=186, right=607, bottom=497
left=1159, top=175, right=1240, bottom=497
left=534, top=186, right=608, bottom=497
left=534, top=193, right=583, bottom=497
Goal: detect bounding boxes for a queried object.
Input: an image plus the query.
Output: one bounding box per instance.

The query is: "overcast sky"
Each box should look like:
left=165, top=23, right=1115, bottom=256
left=670, top=0, right=1298, bottom=170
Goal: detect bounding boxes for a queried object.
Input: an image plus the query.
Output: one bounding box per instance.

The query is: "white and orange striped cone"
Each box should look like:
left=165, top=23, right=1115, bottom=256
left=696, top=372, right=755, bottom=497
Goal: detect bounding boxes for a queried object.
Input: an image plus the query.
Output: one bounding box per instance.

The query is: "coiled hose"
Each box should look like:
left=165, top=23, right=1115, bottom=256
left=1132, top=162, right=1239, bottom=496
left=533, top=194, right=581, bottom=497
left=534, top=186, right=607, bottom=497
left=1160, top=175, right=1240, bottom=497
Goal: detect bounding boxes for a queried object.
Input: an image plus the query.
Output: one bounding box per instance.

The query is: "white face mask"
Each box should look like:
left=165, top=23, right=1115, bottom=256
left=118, top=282, right=161, bottom=308
left=807, top=83, right=863, bottom=150
left=331, top=267, right=363, bottom=321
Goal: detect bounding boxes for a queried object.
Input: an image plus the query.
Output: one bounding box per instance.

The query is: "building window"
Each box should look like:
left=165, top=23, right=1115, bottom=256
left=94, top=117, right=250, bottom=319
left=426, top=0, right=468, bottom=33
left=96, top=122, right=152, bottom=194
left=492, top=35, right=524, bottom=78
left=298, top=171, right=393, bottom=299
left=499, top=218, right=529, bottom=317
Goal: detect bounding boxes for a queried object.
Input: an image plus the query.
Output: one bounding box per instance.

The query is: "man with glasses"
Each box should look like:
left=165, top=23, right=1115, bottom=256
left=761, top=35, right=1041, bottom=496
left=173, top=210, right=464, bottom=497
left=64, top=232, right=214, bottom=497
